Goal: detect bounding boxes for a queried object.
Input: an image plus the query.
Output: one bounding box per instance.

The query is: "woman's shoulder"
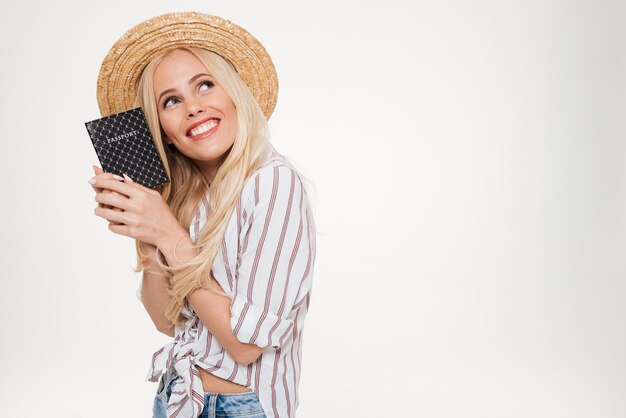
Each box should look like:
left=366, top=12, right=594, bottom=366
left=255, top=152, right=295, bottom=172
left=240, top=154, right=304, bottom=207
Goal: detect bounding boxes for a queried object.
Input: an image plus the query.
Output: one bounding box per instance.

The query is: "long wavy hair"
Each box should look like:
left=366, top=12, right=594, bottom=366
left=131, top=46, right=298, bottom=327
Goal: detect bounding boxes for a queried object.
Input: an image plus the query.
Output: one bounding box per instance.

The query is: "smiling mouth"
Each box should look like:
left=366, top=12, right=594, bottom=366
left=187, top=118, right=220, bottom=139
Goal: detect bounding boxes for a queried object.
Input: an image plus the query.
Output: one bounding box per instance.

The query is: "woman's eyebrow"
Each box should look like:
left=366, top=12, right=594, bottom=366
left=189, top=72, right=211, bottom=83
left=158, top=73, right=213, bottom=102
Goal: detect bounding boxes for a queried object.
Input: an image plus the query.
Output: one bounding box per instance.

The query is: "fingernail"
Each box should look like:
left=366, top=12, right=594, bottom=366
left=112, top=174, right=125, bottom=181
left=88, top=177, right=96, bottom=185
left=123, top=173, right=134, bottom=183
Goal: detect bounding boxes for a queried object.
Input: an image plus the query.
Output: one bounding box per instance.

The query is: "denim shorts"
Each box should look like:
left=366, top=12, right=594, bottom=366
left=152, top=366, right=266, bottom=418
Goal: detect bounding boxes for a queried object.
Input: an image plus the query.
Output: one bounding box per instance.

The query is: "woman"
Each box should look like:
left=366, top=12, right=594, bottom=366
left=88, top=12, right=316, bottom=418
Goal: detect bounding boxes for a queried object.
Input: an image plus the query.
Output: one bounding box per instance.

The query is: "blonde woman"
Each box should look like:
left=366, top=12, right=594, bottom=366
left=88, top=12, right=316, bottom=418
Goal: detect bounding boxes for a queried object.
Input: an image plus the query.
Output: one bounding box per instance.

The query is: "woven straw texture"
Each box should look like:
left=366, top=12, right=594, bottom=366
left=97, top=12, right=278, bottom=119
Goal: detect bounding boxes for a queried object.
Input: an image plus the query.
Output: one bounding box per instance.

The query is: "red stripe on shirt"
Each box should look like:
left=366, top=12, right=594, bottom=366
left=251, top=168, right=295, bottom=344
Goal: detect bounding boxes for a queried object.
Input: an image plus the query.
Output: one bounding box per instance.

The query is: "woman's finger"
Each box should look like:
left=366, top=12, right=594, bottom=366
left=107, top=190, right=125, bottom=211
left=90, top=167, right=125, bottom=210
left=107, top=222, right=130, bottom=238
left=121, top=173, right=162, bottom=197
left=89, top=167, right=123, bottom=194
left=95, top=188, right=131, bottom=212
left=94, top=205, right=128, bottom=225
left=91, top=166, right=126, bottom=218
left=90, top=176, right=137, bottom=199
left=95, top=190, right=124, bottom=211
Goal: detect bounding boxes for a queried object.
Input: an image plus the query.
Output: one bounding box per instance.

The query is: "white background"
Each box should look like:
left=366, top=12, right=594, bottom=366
left=1, top=0, right=625, bottom=417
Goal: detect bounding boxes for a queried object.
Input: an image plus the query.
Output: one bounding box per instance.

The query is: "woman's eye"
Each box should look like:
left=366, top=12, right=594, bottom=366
left=163, top=97, right=180, bottom=108
left=199, top=81, right=214, bottom=92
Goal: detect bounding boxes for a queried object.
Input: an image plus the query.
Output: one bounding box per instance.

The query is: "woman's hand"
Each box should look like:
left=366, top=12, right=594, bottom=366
left=90, top=165, right=124, bottom=225
left=89, top=168, right=186, bottom=249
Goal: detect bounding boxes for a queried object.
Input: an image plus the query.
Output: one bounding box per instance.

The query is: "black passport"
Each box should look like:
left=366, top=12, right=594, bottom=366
left=85, top=107, right=170, bottom=189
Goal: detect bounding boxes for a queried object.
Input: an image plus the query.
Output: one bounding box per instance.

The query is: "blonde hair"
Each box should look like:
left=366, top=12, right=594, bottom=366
left=132, top=46, right=297, bottom=327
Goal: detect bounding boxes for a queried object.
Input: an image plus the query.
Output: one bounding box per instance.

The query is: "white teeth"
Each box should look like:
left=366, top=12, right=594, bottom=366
left=189, top=119, right=219, bottom=137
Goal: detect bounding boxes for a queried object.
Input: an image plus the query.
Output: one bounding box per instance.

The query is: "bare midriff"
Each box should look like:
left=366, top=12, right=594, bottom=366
left=196, top=366, right=252, bottom=393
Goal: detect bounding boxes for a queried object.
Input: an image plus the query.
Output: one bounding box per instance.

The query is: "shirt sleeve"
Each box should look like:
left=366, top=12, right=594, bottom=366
left=230, top=164, right=315, bottom=350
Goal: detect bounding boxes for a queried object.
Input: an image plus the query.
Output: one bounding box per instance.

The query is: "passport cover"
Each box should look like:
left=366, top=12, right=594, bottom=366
left=85, top=107, right=170, bottom=189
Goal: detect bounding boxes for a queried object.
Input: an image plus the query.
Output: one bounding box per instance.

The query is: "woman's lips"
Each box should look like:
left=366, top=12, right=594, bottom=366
left=187, top=118, right=220, bottom=141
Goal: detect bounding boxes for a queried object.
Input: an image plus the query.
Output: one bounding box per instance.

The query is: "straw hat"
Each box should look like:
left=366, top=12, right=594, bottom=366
left=96, top=11, right=278, bottom=119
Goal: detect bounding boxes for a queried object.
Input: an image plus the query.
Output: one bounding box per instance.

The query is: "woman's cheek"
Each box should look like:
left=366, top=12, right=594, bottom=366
left=160, top=116, right=177, bottom=140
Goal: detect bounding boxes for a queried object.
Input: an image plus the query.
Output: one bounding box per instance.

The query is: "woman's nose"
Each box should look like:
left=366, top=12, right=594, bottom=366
left=186, top=100, right=205, bottom=118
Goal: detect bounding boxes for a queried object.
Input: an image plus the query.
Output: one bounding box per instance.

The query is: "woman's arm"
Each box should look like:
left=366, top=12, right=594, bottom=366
left=158, top=231, right=263, bottom=365
left=140, top=242, right=175, bottom=337
left=91, top=169, right=261, bottom=361
left=90, top=166, right=174, bottom=337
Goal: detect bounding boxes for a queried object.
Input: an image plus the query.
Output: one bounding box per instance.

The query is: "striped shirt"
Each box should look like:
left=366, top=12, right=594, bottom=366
left=136, top=157, right=316, bottom=418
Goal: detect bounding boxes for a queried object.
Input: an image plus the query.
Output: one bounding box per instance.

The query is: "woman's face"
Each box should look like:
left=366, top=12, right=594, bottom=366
left=152, top=49, right=238, bottom=181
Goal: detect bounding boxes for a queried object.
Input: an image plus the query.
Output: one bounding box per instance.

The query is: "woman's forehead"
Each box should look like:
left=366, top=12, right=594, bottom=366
left=156, top=49, right=208, bottom=75
left=153, top=50, right=210, bottom=90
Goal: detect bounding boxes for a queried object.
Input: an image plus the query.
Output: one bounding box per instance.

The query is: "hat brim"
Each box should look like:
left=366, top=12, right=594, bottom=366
left=97, top=12, right=278, bottom=120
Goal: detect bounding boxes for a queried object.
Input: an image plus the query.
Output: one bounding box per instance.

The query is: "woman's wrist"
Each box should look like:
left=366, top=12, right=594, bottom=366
left=139, top=241, right=162, bottom=265
left=156, top=230, right=198, bottom=269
